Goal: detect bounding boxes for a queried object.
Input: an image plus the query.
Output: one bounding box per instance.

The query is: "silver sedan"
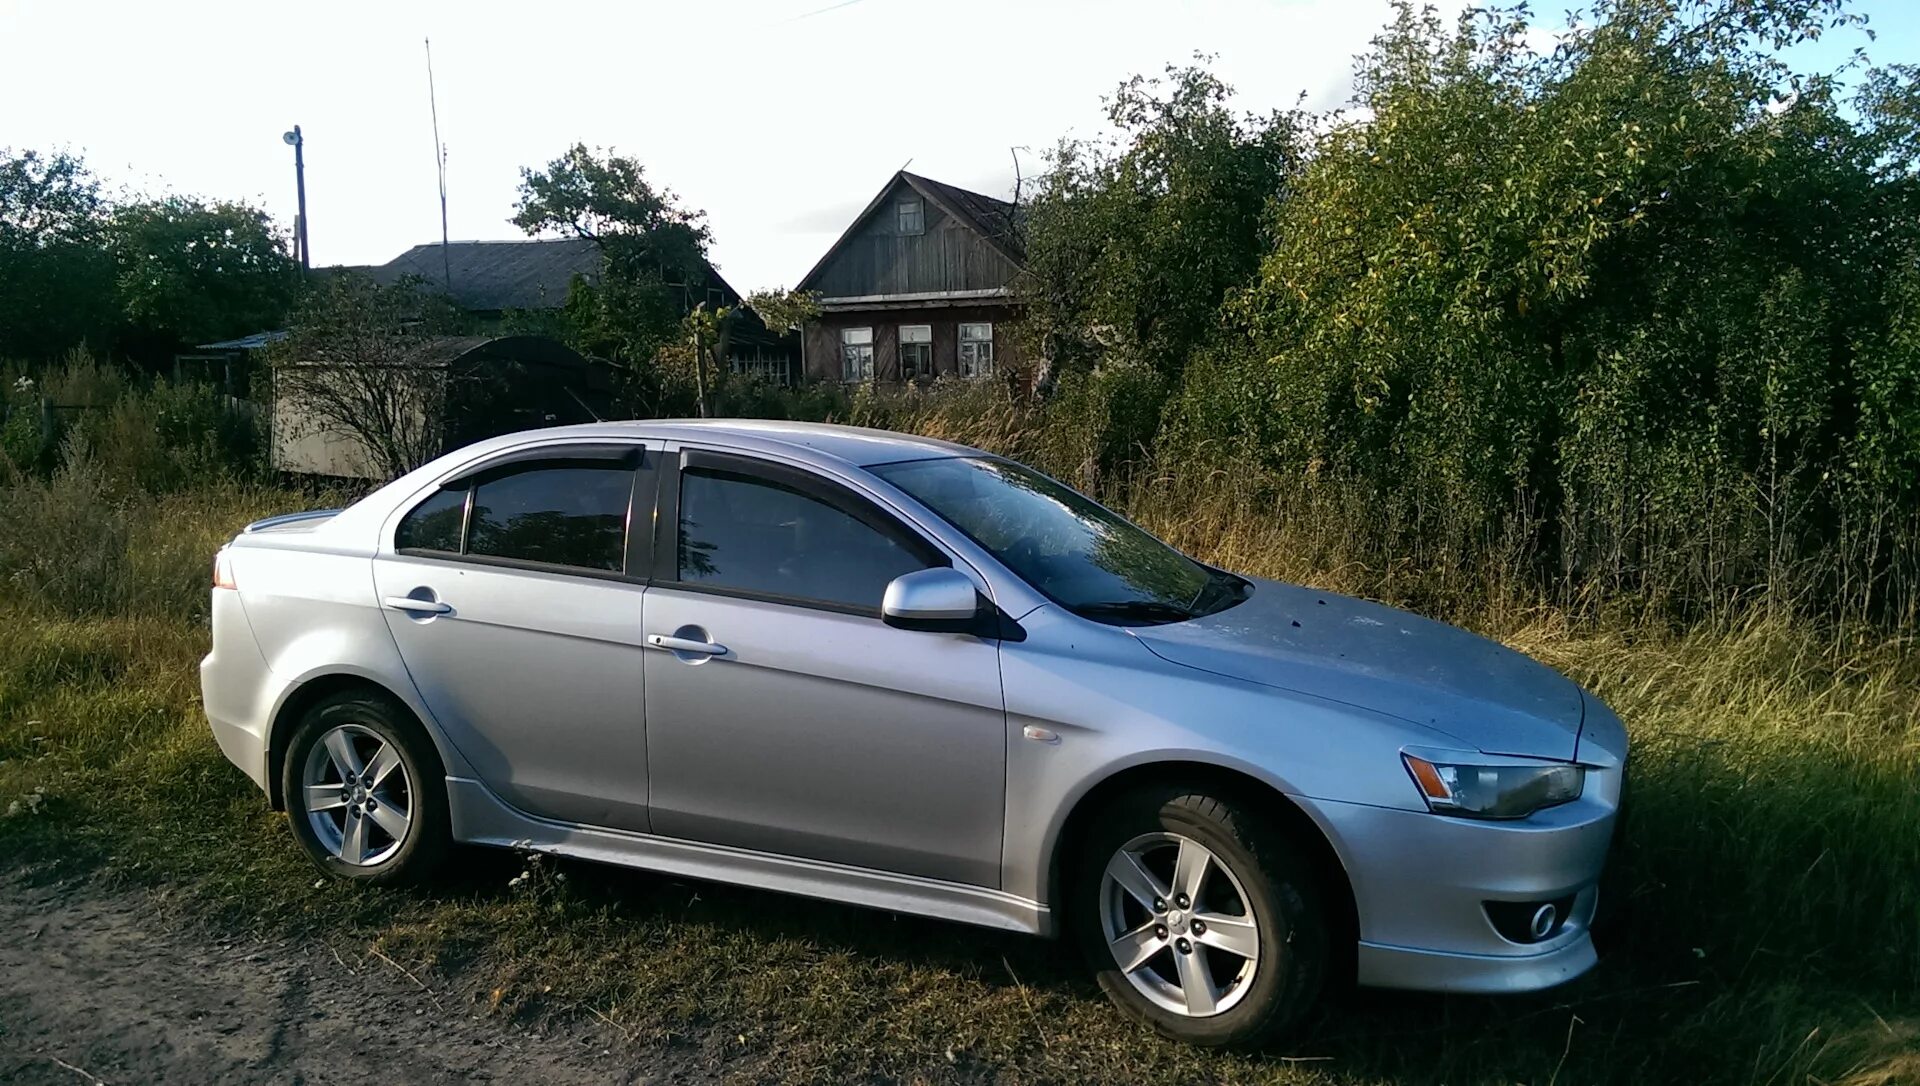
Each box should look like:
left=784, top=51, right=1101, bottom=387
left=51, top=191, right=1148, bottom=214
left=201, top=420, right=1626, bottom=1045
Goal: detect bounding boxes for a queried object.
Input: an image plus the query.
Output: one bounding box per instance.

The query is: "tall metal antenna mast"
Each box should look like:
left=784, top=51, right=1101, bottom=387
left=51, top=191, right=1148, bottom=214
left=425, top=37, right=451, bottom=292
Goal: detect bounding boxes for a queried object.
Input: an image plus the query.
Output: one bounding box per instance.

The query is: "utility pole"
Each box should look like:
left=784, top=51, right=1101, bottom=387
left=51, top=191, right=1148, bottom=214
left=691, top=312, right=710, bottom=419
left=282, top=126, right=309, bottom=271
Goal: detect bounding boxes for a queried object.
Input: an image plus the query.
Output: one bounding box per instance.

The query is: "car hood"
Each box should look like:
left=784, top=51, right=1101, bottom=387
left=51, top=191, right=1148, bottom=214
left=1131, top=578, right=1584, bottom=761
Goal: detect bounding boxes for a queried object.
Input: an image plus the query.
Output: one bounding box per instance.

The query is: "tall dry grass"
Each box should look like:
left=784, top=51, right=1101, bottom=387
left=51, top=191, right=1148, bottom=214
left=0, top=370, right=1914, bottom=1081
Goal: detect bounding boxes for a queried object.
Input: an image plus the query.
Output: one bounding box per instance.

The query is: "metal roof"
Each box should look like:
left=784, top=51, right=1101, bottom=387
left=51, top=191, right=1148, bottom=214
left=368, top=238, right=602, bottom=312
left=196, top=329, right=290, bottom=350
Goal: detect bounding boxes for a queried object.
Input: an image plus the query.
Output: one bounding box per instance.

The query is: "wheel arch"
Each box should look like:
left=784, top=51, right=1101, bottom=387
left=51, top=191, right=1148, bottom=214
left=1047, top=760, right=1361, bottom=985
left=265, top=671, right=439, bottom=811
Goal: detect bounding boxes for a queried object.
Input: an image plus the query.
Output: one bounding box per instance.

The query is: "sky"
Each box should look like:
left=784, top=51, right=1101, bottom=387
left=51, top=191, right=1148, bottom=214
left=3, top=0, right=1915, bottom=293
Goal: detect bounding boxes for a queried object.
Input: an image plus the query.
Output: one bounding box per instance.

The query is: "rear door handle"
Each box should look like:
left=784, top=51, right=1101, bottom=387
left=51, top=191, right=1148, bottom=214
left=647, top=633, right=728, bottom=657
left=383, top=596, right=452, bottom=615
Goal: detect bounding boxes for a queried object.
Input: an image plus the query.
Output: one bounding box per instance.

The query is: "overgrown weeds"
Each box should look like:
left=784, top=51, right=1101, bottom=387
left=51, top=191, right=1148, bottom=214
left=1, top=463, right=1915, bottom=1083
left=1, top=347, right=1915, bottom=1080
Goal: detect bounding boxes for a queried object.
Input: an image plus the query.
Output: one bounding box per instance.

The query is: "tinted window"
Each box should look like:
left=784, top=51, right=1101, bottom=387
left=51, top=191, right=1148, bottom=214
left=873, top=456, right=1238, bottom=624
left=677, top=468, right=926, bottom=610
left=467, top=466, right=632, bottom=572
left=396, top=487, right=467, bottom=553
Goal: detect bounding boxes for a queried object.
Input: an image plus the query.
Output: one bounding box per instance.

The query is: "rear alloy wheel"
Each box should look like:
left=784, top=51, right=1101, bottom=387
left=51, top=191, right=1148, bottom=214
left=283, top=691, right=450, bottom=885
left=302, top=723, right=413, bottom=867
left=1077, top=786, right=1326, bottom=1046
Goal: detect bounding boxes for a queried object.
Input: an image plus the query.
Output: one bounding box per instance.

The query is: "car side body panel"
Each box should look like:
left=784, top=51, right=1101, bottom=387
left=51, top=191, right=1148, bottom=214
left=372, top=553, right=653, bottom=832
left=995, top=604, right=1462, bottom=904
left=641, top=585, right=1009, bottom=887
left=200, top=420, right=1626, bottom=999
left=223, top=541, right=476, bottom=778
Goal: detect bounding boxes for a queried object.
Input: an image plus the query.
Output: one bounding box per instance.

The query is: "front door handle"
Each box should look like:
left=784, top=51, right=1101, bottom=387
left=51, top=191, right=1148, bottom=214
left=384, top=595, right=452, bottom=615
left=647, top=633, right=728, bottom=657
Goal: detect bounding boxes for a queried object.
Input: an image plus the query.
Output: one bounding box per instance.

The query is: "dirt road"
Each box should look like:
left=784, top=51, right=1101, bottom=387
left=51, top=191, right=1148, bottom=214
left=0, top=875, right=689, bottom=1085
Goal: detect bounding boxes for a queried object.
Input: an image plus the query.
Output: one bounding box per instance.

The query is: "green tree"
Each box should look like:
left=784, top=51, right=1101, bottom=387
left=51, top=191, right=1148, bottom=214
left=512, top=144, right=713, bottom=409
left=744, top=287, right=821, bottom=337
left=1170, top=0, right=1920, bottom=617
left=0, top=149, right=116, bottom=360
left=109, top=197, right=299, bottom=358
left=1020, top=63, right=1302, bottom=396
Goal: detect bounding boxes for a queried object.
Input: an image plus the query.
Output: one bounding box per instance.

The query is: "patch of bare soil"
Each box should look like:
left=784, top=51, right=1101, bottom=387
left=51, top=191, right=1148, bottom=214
left=0, top=874, right=696, bottom=1085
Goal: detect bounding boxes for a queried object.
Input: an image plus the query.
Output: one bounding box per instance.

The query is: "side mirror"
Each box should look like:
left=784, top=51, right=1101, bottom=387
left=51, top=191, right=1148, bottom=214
left=882, top=568, right=985, bottom=634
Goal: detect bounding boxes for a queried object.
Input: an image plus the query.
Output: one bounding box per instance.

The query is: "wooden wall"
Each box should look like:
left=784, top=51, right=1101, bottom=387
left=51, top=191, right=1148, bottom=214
left=805, top=180, right=1020, bottom=298
left=803, top=305, right=1021, bottom=383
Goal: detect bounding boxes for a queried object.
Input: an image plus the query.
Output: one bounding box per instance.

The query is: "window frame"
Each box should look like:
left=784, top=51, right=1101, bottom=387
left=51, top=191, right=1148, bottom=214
left=651, top=447, right=949, bottom=618
left=897, top=195, right=925, bottom=235
left=391, top=443, right=655, bottom=583
left=958, top=322, right=994, bottom=378
left=898, top=324, right=933, bottom=379
left=840, top=326, right=875, bottom=382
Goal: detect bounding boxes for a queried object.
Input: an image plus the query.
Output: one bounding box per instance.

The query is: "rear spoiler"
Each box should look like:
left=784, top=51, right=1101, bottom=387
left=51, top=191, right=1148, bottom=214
left=242, top=509, right=343, bottom=534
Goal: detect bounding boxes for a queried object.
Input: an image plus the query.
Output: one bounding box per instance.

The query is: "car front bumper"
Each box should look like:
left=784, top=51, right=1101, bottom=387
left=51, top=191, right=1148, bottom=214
left=1296, top=764, right=1622, bottom=994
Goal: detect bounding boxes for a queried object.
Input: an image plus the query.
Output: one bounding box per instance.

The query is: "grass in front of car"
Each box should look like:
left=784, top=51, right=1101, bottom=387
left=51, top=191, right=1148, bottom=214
left=3, top=581, right=1916, bottom=1082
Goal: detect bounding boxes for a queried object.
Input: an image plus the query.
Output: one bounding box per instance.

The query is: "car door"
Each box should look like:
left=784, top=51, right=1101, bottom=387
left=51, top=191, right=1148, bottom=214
left=642, top=447, right=1008, bottom=888
left=371, top=443, right=656, bottom=833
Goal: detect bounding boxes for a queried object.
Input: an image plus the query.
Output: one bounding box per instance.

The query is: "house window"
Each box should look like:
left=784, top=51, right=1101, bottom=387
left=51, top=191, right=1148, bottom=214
left=897, top=196, right=924, bottom=235
left=841, top=327, right=874, bottom=382
left=899, top=325, right=932, bottom=379
left=730, top=351, right=791, bottom=386
left=958, top=322, right=994, bottom=378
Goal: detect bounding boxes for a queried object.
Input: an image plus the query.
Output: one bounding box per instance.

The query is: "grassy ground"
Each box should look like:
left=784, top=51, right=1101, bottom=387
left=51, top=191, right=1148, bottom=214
left=1, top=481, right=1917, bottom=1084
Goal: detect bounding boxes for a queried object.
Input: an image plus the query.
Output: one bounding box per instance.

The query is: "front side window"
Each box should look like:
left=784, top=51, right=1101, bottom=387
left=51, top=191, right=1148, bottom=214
left=841, top=327, right=874, bottom=382
left=899, top=324, right=933, bottom=379
left=677, top=467, right=927, bottom=611
left=959, top=322, right=994, bottom=378
left=897, top=196, right=924, bottom=235
left=466, top=466, right=633, bottom=572
left=873, top=456, right=1244, bottom=624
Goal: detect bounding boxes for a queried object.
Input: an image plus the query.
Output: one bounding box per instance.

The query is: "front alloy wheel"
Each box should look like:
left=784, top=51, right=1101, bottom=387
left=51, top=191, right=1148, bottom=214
left=1077, top=786, right=1326, bottom=1046
left=1101, top=832, right=1262, bottom=1016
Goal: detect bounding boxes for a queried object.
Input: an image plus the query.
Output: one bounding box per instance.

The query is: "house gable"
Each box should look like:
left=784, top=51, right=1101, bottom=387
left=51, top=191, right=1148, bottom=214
left=799, top=173, right=1023, bottom=302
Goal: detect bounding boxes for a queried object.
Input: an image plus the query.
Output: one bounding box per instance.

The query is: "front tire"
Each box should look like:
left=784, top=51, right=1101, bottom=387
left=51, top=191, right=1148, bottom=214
left=1074, top=784, right=1327, bottom=1046
left=282, top=690, right=450, bottom=886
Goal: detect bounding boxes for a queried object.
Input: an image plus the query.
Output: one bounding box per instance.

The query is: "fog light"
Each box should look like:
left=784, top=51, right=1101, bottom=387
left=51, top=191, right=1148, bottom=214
left=1485, top=896, right=1576, bottom=943
left=1529, top=903, right=1558, bottom=940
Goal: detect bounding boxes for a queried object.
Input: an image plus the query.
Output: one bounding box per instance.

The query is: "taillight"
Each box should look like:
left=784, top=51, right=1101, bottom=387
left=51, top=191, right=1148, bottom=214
left=213, top=549, right=238, bottom=590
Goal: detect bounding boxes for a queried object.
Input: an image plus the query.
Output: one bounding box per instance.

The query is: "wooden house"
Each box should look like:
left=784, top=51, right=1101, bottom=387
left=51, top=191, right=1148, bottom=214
left=796, top=171, right=1023, bottom=384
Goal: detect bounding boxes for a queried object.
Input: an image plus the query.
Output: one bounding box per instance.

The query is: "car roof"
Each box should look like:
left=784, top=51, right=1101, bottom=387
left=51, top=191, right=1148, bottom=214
left=496, top=418, right=986, bottom=468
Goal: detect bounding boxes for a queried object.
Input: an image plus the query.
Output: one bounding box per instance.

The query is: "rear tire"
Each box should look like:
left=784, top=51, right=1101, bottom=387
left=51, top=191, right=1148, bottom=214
left=282, top=690, right=451, bottom=886
left=1073, top=783, right=1327, bottom=1046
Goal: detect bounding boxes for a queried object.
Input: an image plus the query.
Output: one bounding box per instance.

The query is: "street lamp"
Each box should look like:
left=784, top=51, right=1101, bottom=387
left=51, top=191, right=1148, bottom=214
left=283, top=125, right=310, bottom=271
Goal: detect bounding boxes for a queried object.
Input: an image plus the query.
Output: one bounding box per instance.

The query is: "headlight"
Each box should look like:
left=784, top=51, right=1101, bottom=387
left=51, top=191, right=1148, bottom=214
left=1402, top=752, right=1584, bottom=819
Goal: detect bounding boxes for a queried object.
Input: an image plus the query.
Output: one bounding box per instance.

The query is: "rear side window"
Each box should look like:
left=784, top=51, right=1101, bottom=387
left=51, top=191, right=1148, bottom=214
left=468, top=467, right=633, bottom=572
left=677, top=468, right=927, bottom=610
left=395, top=488, right=466, bottom=553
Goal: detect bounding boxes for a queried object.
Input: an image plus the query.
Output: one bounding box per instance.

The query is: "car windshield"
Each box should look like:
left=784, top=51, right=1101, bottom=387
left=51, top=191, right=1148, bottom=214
left=871, top=456, right=1244, bottom=624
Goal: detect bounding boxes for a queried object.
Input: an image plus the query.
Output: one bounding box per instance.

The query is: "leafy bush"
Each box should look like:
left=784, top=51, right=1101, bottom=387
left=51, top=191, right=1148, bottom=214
left=1012, top=0, right=1920, bottom=627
